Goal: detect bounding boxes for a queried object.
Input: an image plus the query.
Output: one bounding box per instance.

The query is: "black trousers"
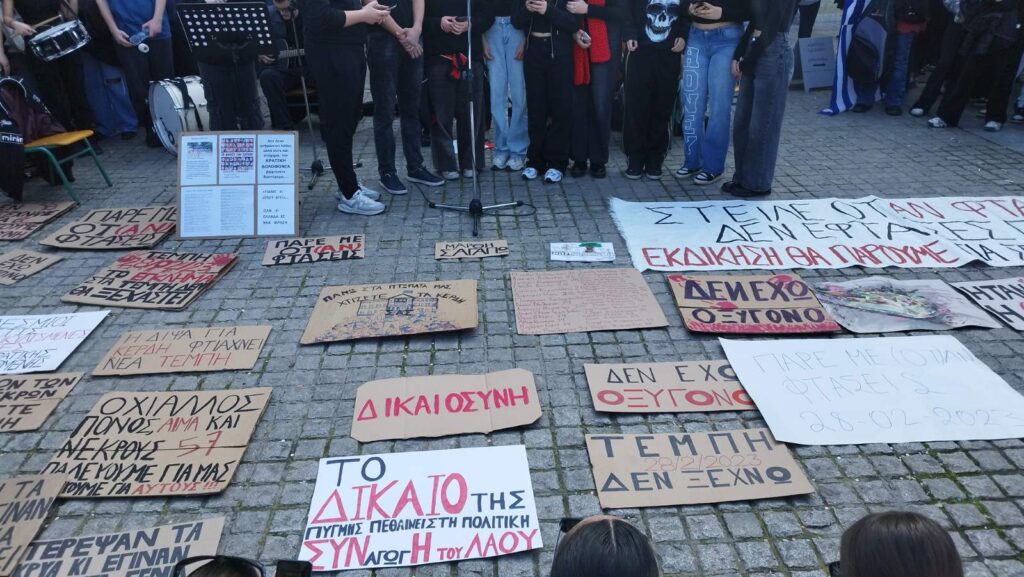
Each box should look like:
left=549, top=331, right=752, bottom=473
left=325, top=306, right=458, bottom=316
left=793, top=1, right=820, bottom=39
left=198, top=61, right=264, bottom=131
left=116, top=38, right=174, bottom=131
left=571, top=26, right=621, bottom=167
left=912, top=21, right=964, bottom=113
left=305, top=42, right=366, bottom=198
left=938, top=40, right=1023, bottom=126
left=623, top=46, right=679, bottom=171
left=24, top=49, right=94, bottom=130
left=426, top=57, right=485, bottom=173
left=524, top=37, right=573, bottom=172
left=368, top=31, right=426, bottom=175
left=259, top=67, right=304, bottom=130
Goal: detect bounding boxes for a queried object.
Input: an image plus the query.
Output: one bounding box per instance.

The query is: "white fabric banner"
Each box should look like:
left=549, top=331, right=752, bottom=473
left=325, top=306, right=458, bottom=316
left=721, top=335, right=1024, bottom=445
left=609, top=196, right=1024, bottom=271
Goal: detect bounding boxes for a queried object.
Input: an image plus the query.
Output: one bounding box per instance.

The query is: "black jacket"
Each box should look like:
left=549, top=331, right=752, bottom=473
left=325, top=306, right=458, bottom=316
left=622, top=0, right=686, bottom=48
left=511, top=0, right=577, bottom=53
left=424, top=0, right=492, bottom=58
left=299, top=0, right=367, bottom=44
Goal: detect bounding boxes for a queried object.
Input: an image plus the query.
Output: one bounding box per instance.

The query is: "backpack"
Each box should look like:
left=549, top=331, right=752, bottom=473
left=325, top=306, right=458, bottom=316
left=895, top=0, right=930, bottom=22
left=847, top=9, right=888, bottom=83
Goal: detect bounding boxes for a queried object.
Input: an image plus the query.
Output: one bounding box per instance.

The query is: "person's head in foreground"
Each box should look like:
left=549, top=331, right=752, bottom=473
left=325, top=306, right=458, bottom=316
left=552, top=515, right=659, bottom=577
left=177, top=556, right=263, bottom=577
left=832, top=511, right=963, bottom=577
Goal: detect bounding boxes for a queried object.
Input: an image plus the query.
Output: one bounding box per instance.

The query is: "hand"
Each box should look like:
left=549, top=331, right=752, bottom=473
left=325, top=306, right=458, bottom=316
left=259, top=54, right=276, bottom=65
left=526, top=0, right=548, bottom=14
left=450, top=18, right=469, bottom=34
left=626, top=39, right=637, bottom=51
left=111, top=28, right=133, bottom=47
left=361, top=1, right=390, bottom=24
left=400, top=37, right=423, bottom=57
left=574, top=30, right=591, bottom=48
left=402, top=26, right=421, bottom=47
left=691, top=2, right=723, bottom=19
left=671, top=37, right=685, bottom=52
left=440, top=15, right=464, bottom=32
left=142, top=17, right=162, bottom=37
left=731, top=58, right=742, bottom=79
left=482, top=37, right=494, bottom=60
left=0, top=51, right=9, bottom=75
left=566, top=0, right=588, bottom=14
left=10, top=21, right=37, bottom=37
left=514, top=39, right=525, bottom=59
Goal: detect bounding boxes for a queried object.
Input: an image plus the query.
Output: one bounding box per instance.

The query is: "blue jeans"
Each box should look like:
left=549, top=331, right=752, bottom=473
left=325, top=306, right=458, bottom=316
left=81, top=52, right=137, bottom=137
left=681, top=24, right=742, bottom=174
left=485, top=18, right=528, bottom=158
left=856, top=31, right=915, bottom=107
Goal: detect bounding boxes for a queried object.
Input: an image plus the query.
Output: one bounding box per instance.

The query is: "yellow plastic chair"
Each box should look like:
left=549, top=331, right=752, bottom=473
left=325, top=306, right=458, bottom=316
left=25, top=130, right=112, bottom=203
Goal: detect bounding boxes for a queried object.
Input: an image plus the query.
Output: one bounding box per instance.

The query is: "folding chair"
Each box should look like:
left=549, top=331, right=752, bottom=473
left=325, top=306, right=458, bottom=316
left=25, top=130, right=112, bottom=203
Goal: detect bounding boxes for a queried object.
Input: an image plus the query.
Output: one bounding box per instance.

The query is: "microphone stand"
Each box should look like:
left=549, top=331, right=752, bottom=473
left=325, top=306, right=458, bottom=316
left=429, top=0, right=522, bottom=237
left=287, top=6, right=332, bottom=190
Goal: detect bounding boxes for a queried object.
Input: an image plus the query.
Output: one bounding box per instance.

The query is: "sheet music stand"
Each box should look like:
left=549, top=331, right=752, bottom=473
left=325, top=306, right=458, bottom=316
left=176, top=2, right=274, bottom=65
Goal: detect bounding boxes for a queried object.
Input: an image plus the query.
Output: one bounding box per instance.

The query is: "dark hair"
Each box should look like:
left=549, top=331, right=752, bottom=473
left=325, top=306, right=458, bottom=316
left=551, top=516, right=659, bottom=577
left=186, top=558, right=262, bottom=577
left=839, top=511, right=963, bottom=577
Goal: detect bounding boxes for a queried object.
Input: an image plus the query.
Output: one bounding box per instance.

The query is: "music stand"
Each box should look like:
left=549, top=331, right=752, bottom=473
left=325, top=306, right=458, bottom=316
left=176, top=2, right=274, bottom=63
left=428, top=0, right=522, bottom=237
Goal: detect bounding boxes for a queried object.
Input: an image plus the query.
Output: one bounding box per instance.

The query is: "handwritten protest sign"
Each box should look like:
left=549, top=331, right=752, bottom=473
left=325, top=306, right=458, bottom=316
left=0, top=312, right=108, bottom=375
left=263, top=235, right=365, bottom=266
left=94, top=326, right=270, bottom=376
left=62, top=251, right=238, bottom=310
left=352, top=369, right=540, bottom=442
left=40, top=206, right=176, bottom=249
left=42, top=388, right=270, bottom=497
left=0, top=251, right=62, bottom=286
left=511, top=269, right=668, bottom=335
left=435, top=240, right=509, bottom=260
left=610, top=196, right=1024, bottom=271
left=11, top=518, right=224, bottom=577
left=300, top=446, right=541, bottom=571
left=550, top=242, right=615, bottom=262
left=669, top=273, right=839, bottom=334
left=0, top=474, right=63, bottom=576
left=0, top=373, right=82, bottom=432
left=301, top=280, right=478, bottom=344
left=952, top=277, right=1024, bottom=330
left=815, top=277, right=1000, bottom=333
left=721, top=335, right=1024, bottom=444
left=586, top=430, right=813, bottom=508
left=585, top=361, right=752, bottom=413
left=0, top=202, right=76, bottom=241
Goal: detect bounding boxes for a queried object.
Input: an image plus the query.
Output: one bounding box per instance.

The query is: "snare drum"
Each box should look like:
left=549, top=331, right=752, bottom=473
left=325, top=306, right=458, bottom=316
left=28, top=20, right=90, bottom=62
left=149, top=76, right=210, bottom=156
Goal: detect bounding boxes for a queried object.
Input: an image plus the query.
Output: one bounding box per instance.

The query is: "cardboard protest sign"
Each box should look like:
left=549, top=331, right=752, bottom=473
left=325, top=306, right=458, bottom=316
left=609, top=196, right=1024, bottom=272
left=584, top=361, right=753, bottom=413
left=300, top=446, right=541, bottom=571
left=0, top=201, right=76, bottom=241
left=669, top=273, right=839, bottom=334
left=93, top=325, right=271, bottom=376
left=511, top=269, right=668, bottom=335
left=62, top=251, right=238, bottom=310
left=351, top=369, right=540, bottom=442
left=11, top=518, right=224, bottom=577
left=0, top=474, right=63, bottom=576
left=550, top=242, right=615, bottom=262
left=40, top=206, right=176, bottom=249
left=721, top=335, right=1024, bottom=445
left=435, top=240, right=509, bottom=260
left=42, top=388, right=270, bottom=497
left=952, top=277, right=1024, bottom=330
left=301, top=280, right=478, bottom=344
left=178, top=132, right=299, bottom=239
left=0, top=312, right=108, bottom=375
left=262, top=235, right=365, bottom=266
left=815, top=277, right=1001, bottom=333
left=0, top=251, right=62, bottom=286
left=0, top=373, right=83, bottom=432
left=586, top=430, right=814, bottom=508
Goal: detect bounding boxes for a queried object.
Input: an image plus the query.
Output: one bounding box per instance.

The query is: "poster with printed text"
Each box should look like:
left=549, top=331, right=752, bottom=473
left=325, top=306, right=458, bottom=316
left=721, top=335, right=1024, bottom=445
left=585, top=360, right=753, bottom=413
left=300, top=446, right=541, bottom=571
left=40, top=206, right=176, bottom=249
left=0, top=201, right=76, bottom=241
left=93, top=325, right=271, bottom=376
left=586, top=430, right=814, bottom=508
left=549, top=242, right=615, bottom=262
left=178, top=131, right=298, bottom=239
left=952, top=277, right=1024, bottom=330
left=0, top=373, right=83, bottom=432
left=263, top=235, right=365, bottom=266
left=0, top=251, right=62, bottom=286
left=42, top=388, right=270, bottom=497
left=0, top=312, right=108, bottom=375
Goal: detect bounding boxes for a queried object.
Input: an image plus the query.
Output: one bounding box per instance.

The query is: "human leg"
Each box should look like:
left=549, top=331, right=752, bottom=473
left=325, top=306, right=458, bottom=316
left=681, top=30, right=711, bottom=171
left=736, top=37, right=793, bottom=192
left=367, top=33, right=400, bottom=176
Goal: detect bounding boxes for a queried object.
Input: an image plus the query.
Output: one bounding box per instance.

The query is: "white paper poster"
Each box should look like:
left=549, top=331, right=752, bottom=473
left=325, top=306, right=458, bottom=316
left=300, top=446, right=541, bottom=571
left=721, top=335, right=1024, bottom=445
left=0, top=311, right=109, bottom=374
left=180, top=135, right=217, bottom=186
left=610, top=196, right=1024, bottom=271
left=257, top=185, right=295, bottom=235
left=258, top=133, right=296, bottom=184
left=550, top=242, right=615, bottom=262
left=218, top=134, right=257, bottom=185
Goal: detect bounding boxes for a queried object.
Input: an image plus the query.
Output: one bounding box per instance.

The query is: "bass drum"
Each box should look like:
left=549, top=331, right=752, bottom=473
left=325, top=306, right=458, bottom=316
left=149, top=76, right=209, bottom=156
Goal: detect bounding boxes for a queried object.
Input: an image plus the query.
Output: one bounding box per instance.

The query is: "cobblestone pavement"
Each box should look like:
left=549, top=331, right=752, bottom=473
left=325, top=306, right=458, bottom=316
left=4, top=31, right=1024, bottom=577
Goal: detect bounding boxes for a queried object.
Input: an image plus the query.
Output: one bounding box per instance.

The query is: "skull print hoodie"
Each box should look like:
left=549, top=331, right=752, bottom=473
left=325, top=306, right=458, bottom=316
left=624, top=0, right=687, bottom=47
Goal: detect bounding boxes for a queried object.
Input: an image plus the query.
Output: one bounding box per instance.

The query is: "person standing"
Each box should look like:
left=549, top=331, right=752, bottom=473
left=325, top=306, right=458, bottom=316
left=481, top=0, right=528, bottom=172
left=852, top=0, right=930, bottom=115
left=195, top=0, right=264, bottom=131
left=909, top=0, right=962, bottom=117
left=794, top=0, right=820, bottom=38
left=368, top=0, right=446, bottom=193
left=566, top=0, right=623, bottom=179
left=621, top=0, right=686, bottom=180
left=95, top=0, right=174, bottom=146
left=260, top=0, right=306, bottom=130
left=300, top=0, right=391, bottom=215
left=723, top=0, right=797, bottom=197
left=676, top=0, right=750, bottom=186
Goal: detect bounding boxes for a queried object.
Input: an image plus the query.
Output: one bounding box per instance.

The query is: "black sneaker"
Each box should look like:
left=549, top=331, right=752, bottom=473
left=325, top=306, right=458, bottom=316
left=380, top=172, right=408, bottom=194
left=675, top=166, right=701, bottom=177
left=721, top=180, right=739, bottom=194
left=727, top=182, right=771, bottom=198
left=407, top=166, right=444, bottom=187
left=851, top=104, right=871, bottom=113
left=590, top=164, right=607, bottom=178
left=885, top=106, right=903, bottom=116
left=624, top=167, right=643, bottom=180
left=1013, top=108, right=1024, bottom=123
left=645, top=167, right=663, bottom=180
left=145, top=128, right=162, bottom=148
left=570, top=162, right=588, bottom=178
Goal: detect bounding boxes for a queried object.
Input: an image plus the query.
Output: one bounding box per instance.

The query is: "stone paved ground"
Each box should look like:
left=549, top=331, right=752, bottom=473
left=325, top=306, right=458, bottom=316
left=4, top=20, right=1024, bottom=577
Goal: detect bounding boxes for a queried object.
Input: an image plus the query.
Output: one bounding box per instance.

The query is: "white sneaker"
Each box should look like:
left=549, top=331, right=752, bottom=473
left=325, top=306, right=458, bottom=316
left=337, top=189, right=386, bottom=215
left=927, top=117, right=948, bottom=128
left=462, top=169, right=475, bottom=178
left=507, top=156, right=526, bottom=171
left=492, top=152, right=509, bottom=170
left=985, top=120, right=1003, bottom=132
left=543, top=168, right=562, bottom=183
left=522, top=167, right=538, bottom=180
left=909, top=107, right=925, bottom=117
left=337, top=184, right=381, bottom=201
left=441, top=171, right=460, bottom=180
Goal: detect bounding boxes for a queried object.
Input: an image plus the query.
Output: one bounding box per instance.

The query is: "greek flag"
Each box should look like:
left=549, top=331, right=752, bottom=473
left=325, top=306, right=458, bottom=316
left=821, top=0, right=872, bottom=115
